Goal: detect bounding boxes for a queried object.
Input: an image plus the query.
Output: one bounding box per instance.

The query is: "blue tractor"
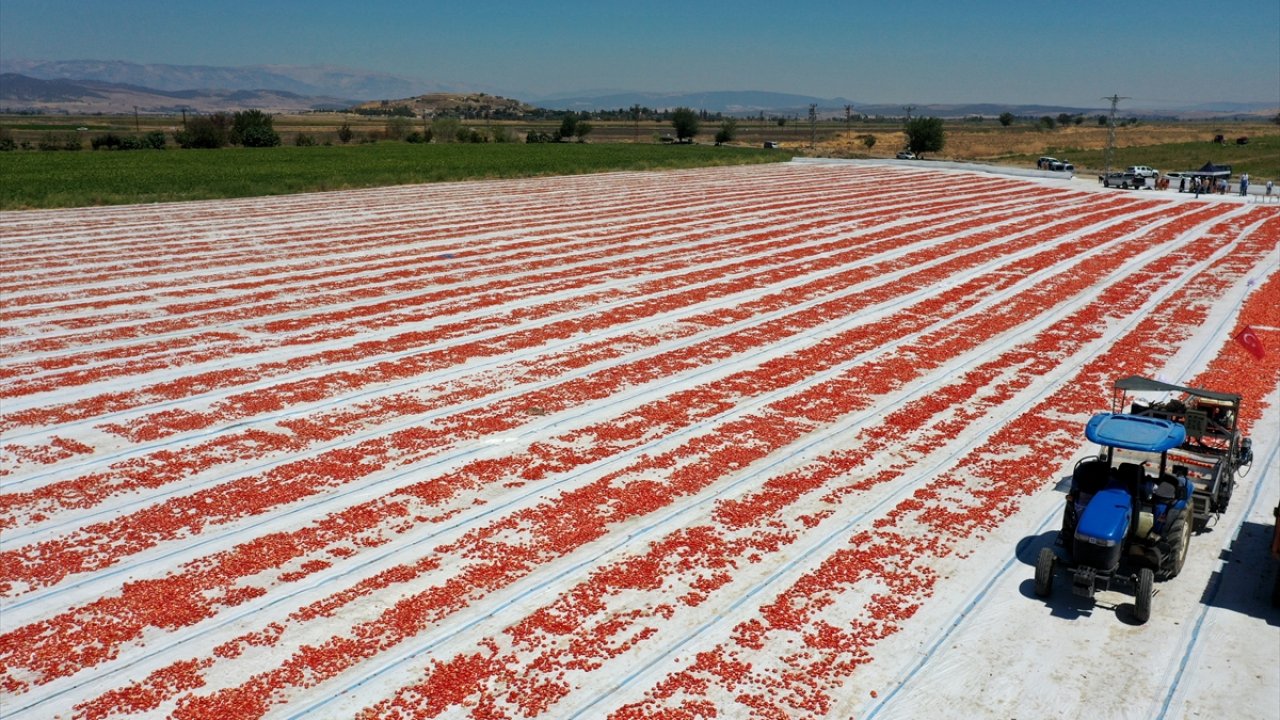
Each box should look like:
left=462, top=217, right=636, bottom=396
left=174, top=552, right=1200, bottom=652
left=1035, top=411, right=1196, bottom=623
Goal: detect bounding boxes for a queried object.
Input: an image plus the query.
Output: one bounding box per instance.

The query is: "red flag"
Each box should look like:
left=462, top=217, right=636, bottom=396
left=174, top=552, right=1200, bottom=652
left=1235, top=326, right=1265, bottom=360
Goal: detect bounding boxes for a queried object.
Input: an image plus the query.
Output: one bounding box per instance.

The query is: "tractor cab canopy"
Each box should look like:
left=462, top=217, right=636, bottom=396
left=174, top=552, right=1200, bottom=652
left=1085, top=412, right=1187, bottom=453
left=1113, top=376, right=1240, bottom=406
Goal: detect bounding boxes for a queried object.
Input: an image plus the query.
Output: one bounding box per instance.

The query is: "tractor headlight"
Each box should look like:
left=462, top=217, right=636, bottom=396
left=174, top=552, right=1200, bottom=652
left=1076, top=533, right=1118, bottom=547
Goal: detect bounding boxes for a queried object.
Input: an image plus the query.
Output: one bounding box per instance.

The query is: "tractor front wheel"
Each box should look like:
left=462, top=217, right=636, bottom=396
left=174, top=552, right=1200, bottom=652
left=1035, top=547, right=1056, bottom=597
left=1134, top=568, right=1154, bottom=624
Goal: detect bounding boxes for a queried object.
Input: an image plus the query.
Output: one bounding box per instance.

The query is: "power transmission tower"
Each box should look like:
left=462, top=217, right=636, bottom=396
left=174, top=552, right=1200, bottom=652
left=1102, top=94, right=1129, bottom=177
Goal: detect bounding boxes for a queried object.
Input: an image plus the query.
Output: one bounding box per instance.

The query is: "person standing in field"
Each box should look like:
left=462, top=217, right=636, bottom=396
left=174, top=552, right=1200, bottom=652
left=1240, top=173, right=1249, bottom=196
left=1267, top=180, right=1274, bottom=203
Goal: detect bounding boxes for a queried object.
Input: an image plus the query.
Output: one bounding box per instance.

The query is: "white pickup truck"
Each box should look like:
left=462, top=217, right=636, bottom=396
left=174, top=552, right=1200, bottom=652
left=1100, top=166, right=1160, bottom=189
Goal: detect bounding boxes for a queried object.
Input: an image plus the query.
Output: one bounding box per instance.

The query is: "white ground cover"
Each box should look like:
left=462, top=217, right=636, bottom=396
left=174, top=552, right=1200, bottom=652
left=1, top=161, right=1277, bottom=720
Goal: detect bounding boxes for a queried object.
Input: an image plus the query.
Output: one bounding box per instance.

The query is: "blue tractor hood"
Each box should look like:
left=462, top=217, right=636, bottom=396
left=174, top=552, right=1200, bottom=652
left=1084, top=413, right=1186, bottom=452
left=1076, top=486, right=1133, bottom=547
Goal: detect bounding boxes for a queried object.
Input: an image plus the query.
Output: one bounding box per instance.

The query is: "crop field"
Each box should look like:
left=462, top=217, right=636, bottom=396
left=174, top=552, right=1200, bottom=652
left=2, top=161, right=1278, bottom=719
left=0, top=143, right=793, bottom=210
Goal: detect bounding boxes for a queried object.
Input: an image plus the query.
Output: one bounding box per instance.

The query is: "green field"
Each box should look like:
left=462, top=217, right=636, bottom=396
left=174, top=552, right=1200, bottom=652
left=1012, top=134, right=1280, bottom=179
left=0, top=143, right=795, bottom=210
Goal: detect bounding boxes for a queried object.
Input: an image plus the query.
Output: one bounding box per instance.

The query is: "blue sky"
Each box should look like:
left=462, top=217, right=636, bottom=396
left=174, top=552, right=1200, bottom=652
left=3, top=0, right=1277, bottom=107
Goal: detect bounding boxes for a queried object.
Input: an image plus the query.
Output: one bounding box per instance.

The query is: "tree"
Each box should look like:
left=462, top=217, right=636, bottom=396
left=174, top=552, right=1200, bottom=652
left=858, top=134, right=877, bottom=150
left=1039, top=115, right=1056, bottom=130
left=337, top=122, right=354, bottom=144
left=903, top=116, right=945, bottom=157
left=671, top=107, right=700, bottom=143
left=714, top=119, right=738, bottom=145
left=230, top=110, right=280, bottom=147
left=573, top=121, right=593, bottom=142
left=431, top=116, right=461, bottom=143
left=384, top=116, right=411, bottom=140
left=557, top=114, right=578, bottom=141
left=998, top=112, right=1014, bottom=127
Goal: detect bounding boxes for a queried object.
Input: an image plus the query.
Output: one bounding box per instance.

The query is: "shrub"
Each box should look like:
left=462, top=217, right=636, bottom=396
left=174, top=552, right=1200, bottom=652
left=337, top=122, right=354, bottom=144
left=295, top=132, right=319, bottom=147
left=38, top=132, right=81, bottom=151
left=91, top=133, right=124, bottom=150
left=714, top=119, right=737, bottom=145
left=431, top=116, right=461, bottom=143
left=384, top=116, right=411, bottom=141
left=238, top=125, right=281, bottom=147
left=175, top=114, right=231, bottom=148
left=232, top=110, right=281, bottom=147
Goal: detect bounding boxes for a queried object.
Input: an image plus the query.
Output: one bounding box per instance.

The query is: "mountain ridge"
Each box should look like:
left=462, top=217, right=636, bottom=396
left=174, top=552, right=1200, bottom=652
left=2, top=59, right=1275, bottom=119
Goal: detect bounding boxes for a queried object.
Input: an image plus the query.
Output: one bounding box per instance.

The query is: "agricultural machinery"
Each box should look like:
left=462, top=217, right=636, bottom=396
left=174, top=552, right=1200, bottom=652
left=1035, top=376, right=1253, bottom=623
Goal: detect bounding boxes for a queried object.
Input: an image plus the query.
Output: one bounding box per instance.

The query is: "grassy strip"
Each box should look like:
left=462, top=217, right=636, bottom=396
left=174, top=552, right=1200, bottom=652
left=1006, top=134, right=1280, bottom=179
left=0, top=143, right=794, bottom=210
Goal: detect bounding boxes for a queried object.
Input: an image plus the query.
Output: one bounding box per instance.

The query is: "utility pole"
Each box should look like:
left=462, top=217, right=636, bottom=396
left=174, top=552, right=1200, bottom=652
left=809, top=104, right=817, bottom=150
left=902, top=104, right=915, bottom=122
left=1102, top=94, right=1128, bottom=177
left=845, top=104, right=853, bottom=134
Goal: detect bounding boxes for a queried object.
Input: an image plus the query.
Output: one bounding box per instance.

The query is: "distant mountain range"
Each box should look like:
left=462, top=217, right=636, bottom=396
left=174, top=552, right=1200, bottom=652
left=0, top=73, right=356, bottom=114
left=2, top=59, right=1275, bottom=119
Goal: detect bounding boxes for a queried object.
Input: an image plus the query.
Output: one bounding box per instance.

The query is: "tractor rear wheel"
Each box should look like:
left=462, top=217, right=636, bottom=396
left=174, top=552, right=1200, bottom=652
left=1134, top=568, right=1154, bottom=624
left=1035, top=547, right=1055, bottom=597
left=1159, top=511, right=1191, bottom=580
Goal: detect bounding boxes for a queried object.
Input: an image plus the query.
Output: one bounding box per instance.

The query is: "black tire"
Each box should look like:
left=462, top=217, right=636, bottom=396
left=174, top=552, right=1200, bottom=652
left=1217, top=476, right=1235, bottom=514
left=1060, top=503, right=1077, bottom=562
left=1210, top=460, right=1234, bottom=513
left=1159, top=511, right=1191, bottom=580
left=1035, top=547, right=1055, bottom=598
left=1134, top=568, right=1154, bottom=624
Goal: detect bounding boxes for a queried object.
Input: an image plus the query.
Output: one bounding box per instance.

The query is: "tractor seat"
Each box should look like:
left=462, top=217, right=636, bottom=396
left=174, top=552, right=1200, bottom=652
left=1072, top=459, right=1109, bottom=498
left=1115, top=462, right=1147, bottom=490
left=1152, top=479, right=1179, bottom=504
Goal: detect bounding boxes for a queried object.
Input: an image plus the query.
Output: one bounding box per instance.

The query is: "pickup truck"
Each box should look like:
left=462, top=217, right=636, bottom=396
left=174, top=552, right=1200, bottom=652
left=1100, top=171, right=1150, bottom=189
left=1037, top=156, right=1074, bottom=172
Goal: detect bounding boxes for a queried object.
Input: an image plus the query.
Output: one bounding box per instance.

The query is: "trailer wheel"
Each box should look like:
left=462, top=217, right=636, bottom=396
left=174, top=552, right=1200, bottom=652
left=1035, top=547, right=1055, bottom=597
left=1217, top=476, right=1235, bottom=514
left=1134, top=568, right=1154, bottom=624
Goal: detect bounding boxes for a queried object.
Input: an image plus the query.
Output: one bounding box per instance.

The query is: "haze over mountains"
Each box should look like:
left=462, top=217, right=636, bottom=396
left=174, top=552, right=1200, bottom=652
left=2, top=59, right=1274, bottom=119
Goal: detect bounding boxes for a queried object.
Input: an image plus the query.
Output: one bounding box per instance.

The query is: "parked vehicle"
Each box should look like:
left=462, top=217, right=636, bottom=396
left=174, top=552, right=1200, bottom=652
left=1034, top=376, right=1252, bottom=622
left=1037, top=156, right=1074, bottom=172
left=1126, top=165, right=1159, bottom=178
left=1036, top=411, right=1192, bottom=623
left=895, top=151, right=916, bottom=160
left=1100, top=171, right=1147, bottom=189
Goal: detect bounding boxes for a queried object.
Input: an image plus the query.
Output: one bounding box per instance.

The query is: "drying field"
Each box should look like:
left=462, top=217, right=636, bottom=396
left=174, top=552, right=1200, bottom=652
left=2, top=162, right=1278, bottom=719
